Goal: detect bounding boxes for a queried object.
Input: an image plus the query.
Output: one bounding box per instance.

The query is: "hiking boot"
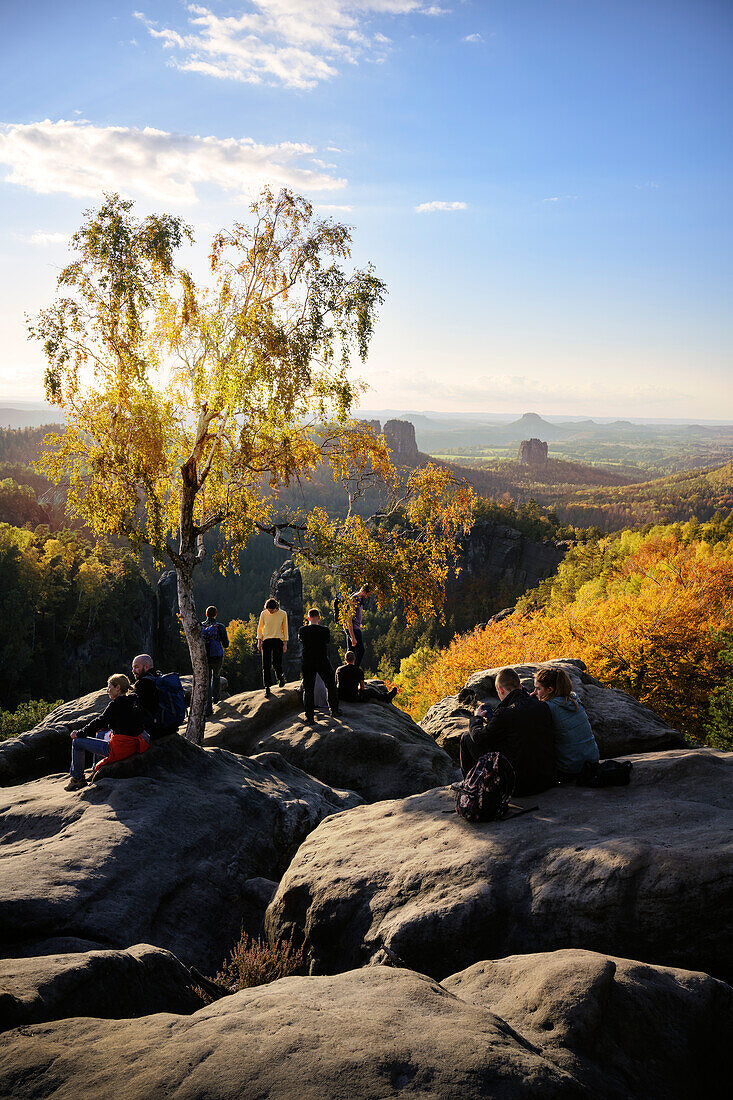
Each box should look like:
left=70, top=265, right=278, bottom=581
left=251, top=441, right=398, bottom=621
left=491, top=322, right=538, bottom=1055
left=65, top=776, right=87, bottom=791
left=265, top=687, right=272, bottom=698
left=304, top=714, right=315, bottom=723
left=278, top=675, right=286, bottom=687
left=331, top=709, right=341, bottom=718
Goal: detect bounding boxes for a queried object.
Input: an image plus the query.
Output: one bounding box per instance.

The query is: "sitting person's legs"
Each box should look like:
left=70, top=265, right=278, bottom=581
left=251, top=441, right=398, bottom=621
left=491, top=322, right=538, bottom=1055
left=68, top=735, right=111, bottom=787
left=459, top=728, right=484, bottom=778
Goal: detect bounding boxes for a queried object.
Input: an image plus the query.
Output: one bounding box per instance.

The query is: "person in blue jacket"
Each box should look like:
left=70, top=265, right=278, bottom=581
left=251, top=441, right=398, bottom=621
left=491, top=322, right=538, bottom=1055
left=533, top=666, right=599, bottom=780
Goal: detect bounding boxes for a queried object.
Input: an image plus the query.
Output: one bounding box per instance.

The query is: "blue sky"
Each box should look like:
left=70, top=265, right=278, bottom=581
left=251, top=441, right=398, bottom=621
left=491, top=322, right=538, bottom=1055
left=1, top=0, right=731, bottom=417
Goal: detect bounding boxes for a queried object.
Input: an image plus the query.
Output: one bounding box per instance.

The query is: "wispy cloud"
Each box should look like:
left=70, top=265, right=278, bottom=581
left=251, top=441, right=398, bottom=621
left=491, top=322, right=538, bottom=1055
left=0, top=119, right=346, bottom=204
left=635, top=181, right=659, bottom=190
left=415, top=200, right=467, bottom=213
left=135, top=2, right=447, bottom=90
left=24, top=231, right=71, bottom=246
left=462, top=32, right=483, bottom=43
left=542, top=194, right=577, bottom=203
left=316, top=203, right=353, bottom=212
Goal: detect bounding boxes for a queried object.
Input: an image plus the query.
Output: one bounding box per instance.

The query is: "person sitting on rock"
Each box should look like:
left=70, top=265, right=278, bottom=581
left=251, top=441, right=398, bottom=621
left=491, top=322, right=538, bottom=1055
left=336, top=650, right=398, bottom=705
left=131, top=654, right=172, bottom=741
left=459, top=666, right=556, bottom=795
left=533, top=667, right=599, bottom=781
left=298, top=607, right=340, bottom=723
left=65, top=673, right=149, bottom=791
left=257, top=597, right=288, bottom=698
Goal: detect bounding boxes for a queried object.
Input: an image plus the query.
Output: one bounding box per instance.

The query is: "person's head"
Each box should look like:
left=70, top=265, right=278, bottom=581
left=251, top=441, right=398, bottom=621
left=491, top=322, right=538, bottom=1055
left=534, top=666, right=573, bottom=702
left=345, top=650, right=356, bottom=665
left=307, top=607, right=321, bottom=623
left=131, top=654, right=153, bottom=680
left=206, top=605, right=217, bottom=621
left=107, top=673, right=130, bottom=700
left=357, top=583, right=371, bottom=596
left=265, top=598, right=280, bottom=612
left=495, top=667, right=521, bottom=701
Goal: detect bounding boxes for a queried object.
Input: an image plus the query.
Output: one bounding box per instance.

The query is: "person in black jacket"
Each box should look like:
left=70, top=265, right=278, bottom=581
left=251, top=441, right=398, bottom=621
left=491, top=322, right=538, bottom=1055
left=459, top=667, right=556, bottom=795
left=65, top=673, right=147, bottom=790
left=131, top=654, right=171, bottom=741
left=298, top=608, right=340, bottom=722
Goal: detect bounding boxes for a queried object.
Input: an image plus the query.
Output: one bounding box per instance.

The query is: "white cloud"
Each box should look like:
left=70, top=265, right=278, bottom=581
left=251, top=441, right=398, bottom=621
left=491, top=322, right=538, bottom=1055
left=0, top=119, right=346, bottom=204
left=462, top=32, right=483, bottom=43
left=316, top=203, right=353, bottom=212
left=635, top=181, right=659, bottom=190
left=25, top=231, right=71, bottom=246
left=415, top=200, right=467, bottom=213
left=542, top=194, right=577, bottom=203
left=136, top=2, right=447, bottom=90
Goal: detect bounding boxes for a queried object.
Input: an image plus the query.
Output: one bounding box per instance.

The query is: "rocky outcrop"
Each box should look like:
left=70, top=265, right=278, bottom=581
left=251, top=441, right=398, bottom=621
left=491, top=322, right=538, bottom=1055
left=518, top=437, right=548, bottom=466
left=383, top=418, right=418, bottom=457
left=0, top=966, right=582, bottom=1100
left=0, top=687, right=110, bottom=787
left=421, top=659, right=684, bottom=762
left=458, top=520, right=566, bottom=596
left=443, top=949, right=733, bottom=1100
left=0, top=943, right=204, bottom=1032
left=0, top=738, right=361, bottom=973
left=266, top=749, right=733, bottom=982
left=205, top=684, right=458, bottom=803
left=156, top=569, right=180, bottom=665
left=270, top=558, right=304, bottom=678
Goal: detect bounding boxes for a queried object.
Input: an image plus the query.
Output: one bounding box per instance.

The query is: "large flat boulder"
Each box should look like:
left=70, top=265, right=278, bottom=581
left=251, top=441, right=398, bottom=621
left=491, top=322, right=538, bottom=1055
left=0, top=943, right=204, bottom=1032
left=0, top=965, right=582, bottom=1099
left=421, top=659, right=684, bottom=761
left=266, top=749, right=733, bottom=982
left=0, top=688, right=109, bottom=787
left=205, top=683, right=458, bottom=802
left=0, top=738, right=361, bottom=973
left=443, top=949, right=733, bottom=1100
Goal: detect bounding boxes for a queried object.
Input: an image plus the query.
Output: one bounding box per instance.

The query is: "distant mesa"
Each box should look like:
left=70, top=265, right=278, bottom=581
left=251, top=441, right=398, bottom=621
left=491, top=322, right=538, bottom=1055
left=518, top=437, right=548, bottom=467
left=383, top=418, right=419, bottom=457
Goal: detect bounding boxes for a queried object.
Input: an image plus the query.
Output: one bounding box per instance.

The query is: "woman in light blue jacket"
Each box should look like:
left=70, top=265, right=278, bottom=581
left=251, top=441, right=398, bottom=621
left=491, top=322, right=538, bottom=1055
left=533, top=667, right=599, bottom=780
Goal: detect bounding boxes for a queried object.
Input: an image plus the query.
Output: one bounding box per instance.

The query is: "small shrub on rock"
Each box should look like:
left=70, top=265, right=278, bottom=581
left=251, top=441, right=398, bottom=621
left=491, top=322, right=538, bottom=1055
left=215, top=931, right=304, bottom=992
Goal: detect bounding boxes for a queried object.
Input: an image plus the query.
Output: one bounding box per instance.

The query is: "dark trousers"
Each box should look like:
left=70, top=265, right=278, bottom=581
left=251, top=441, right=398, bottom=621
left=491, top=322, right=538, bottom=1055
left=459, top=728, right=486, bottom=778
left=303, top=660, right=339, bottom=719
left=344, top=627, right=365, bottom=668
left=206, top=656, right=224, bottom=715
left=262, top=638, right=284, bottom=688
left=339, top=686, right=389, bottom=705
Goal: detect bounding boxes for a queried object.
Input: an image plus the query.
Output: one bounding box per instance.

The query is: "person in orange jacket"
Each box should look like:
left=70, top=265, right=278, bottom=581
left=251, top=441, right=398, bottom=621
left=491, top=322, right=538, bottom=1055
left=65, top=673, right=149, bottom=791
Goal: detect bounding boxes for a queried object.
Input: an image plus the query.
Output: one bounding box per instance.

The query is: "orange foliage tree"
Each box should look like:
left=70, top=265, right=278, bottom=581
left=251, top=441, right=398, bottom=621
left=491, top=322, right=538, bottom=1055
left=400, top=525, right=733, bottom=741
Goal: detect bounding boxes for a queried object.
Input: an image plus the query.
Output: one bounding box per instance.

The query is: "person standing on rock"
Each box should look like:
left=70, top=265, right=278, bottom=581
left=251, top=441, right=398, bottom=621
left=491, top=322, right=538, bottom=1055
left=459, top=666, right=556, bottom=795
left=202, top=606, right=229, bottom=717
left=336, top=650, right=398, bottom=705
left=65, top=674, right=149, bottom=790
left=298, top=608, right=340, bottom=723
left=344, top=584, right=370, bottom=668
left=258, top=597, right=288, bottom=698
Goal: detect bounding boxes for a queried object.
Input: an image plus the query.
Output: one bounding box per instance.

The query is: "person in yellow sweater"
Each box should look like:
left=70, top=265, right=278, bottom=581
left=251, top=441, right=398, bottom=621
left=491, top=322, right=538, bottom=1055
left=257, top=598, right=289, bottom=697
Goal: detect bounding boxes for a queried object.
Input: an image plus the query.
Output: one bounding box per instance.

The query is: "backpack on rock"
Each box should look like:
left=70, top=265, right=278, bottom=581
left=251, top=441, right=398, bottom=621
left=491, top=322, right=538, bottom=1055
left=453, top=751, right=516, bottom=823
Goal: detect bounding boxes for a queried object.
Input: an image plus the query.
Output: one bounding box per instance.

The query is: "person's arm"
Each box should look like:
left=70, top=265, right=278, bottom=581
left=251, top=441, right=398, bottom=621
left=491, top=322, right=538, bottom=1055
left=281, top=610, right=288, bottom=649
left=77, top=699, right=115, bottom=739
left=257, top=612, right=265, bottom=650
left=219, top=623, right=229, bottom=649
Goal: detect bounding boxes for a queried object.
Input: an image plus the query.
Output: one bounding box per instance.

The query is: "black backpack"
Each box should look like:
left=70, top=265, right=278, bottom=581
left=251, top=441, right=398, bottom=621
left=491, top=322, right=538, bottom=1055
left=453, top=752, right=516, bottom=823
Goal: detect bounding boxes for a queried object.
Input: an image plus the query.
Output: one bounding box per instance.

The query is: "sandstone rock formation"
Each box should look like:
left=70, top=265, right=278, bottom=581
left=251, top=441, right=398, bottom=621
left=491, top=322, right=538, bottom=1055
left=0, top=687, right=109, bottom=787
left=457, top=520, right=566, bottom=598
left=443, top=948, right=733, bottom=1100
left=0, top=738, right=361, bottom=973
left=205, top=684, right=458, bottom=802
left=156, top=569, right=180, bottom=664
left=421, top=659, right=684, bottom=762
left=270, top=558, right=304, bottom=678
left=266, top=749, right=733, bottom=982
left=383, top=418, right=418, bottom=456
left=518, top=437, right=548, bottom=465
left=0, top=966, right=582, bottom=1100
left=0, top=943, right=204, bottom=1031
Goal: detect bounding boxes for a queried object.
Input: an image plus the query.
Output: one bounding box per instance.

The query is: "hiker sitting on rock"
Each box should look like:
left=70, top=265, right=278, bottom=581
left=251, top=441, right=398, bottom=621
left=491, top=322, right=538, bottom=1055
left=533, top=667, right=599, bottom=781
left=132, top=654, right=172, bottom=740
left=336, top=650, right=398, bottom=705
left=459, top=666, right=556, bottom=795
left=65, top=673, right=149, bottom=791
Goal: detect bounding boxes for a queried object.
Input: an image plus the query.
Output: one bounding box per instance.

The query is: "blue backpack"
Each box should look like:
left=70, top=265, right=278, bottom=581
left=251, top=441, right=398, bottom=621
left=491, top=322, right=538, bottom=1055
left=156, top=673, right=186, bottom=729
left=202, top=621, right=224, bottom=659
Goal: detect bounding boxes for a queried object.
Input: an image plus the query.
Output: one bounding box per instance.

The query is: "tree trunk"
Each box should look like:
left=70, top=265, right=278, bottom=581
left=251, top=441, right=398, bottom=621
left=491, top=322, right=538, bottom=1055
left=177, top=560, right=208, bottom=745
left=177, top=464, right=208, bottom=745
